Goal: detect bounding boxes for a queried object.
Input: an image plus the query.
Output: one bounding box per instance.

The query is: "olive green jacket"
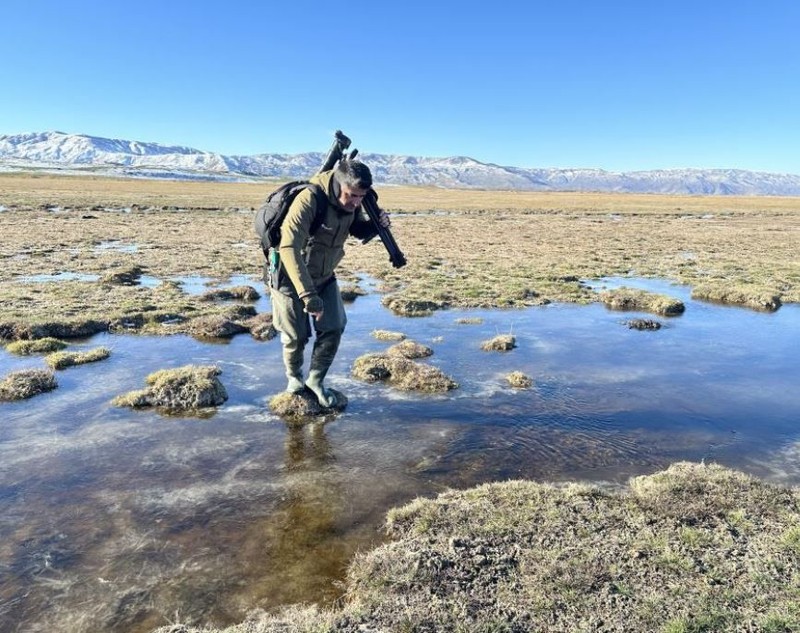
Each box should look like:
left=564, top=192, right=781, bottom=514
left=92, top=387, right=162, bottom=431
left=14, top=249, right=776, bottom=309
left=278, top=170, right=376, bottom=298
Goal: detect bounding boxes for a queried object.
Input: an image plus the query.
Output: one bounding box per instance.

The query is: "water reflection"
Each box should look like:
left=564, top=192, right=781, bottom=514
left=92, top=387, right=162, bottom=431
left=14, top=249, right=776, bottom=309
left=1, top=277, right=799, bottom=631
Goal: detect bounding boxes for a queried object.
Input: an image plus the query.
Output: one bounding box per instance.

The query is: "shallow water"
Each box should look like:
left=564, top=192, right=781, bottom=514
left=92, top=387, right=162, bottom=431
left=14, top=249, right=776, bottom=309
left=1, top=276, right=799, bottom=632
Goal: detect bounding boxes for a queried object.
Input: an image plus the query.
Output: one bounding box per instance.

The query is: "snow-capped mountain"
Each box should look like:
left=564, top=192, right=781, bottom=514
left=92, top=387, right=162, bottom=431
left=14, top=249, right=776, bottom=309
left=2, top=131, right=800, bottom=196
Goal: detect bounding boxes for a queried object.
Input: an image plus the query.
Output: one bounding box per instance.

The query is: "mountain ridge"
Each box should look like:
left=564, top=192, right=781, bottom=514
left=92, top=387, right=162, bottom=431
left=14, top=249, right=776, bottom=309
left=2, top=131, right=800, bottom=196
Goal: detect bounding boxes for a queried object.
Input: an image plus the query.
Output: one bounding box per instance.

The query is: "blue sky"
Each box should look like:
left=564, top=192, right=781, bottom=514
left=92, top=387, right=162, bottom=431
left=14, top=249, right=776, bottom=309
left=3, top=0, right=799, bottom=174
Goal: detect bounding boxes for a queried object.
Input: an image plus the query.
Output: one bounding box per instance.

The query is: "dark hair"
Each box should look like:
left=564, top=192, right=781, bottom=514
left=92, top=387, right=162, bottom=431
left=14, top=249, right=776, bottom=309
left=334, top=159, right=372, bottom=190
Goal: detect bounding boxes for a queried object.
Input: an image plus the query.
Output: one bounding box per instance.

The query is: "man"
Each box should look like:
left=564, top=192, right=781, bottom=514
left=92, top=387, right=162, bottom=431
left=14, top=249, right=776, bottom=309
left=270, top=159, right=390, bottom=407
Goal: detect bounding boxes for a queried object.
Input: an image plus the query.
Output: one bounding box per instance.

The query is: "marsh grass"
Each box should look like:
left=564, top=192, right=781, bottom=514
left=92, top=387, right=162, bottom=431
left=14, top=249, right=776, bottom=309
left=691, top=284, right=783, bottom=312
left=371, top=329, right=406, bottom=341
left=481, top=334, right=517, bottom=351
left=599, top=287, right=685, bottom=316
left=44, top=346, right=110, bottom=369
left=268, top=389, right=347, bottom=420
left=1, top=175, right=799, bottom=337
left=5, top=337, right=67, bottom=355
left=199, top=285, right=261, bottom=302
left=157, top=463, right=800, bottom=633
left=4, top=174, right=800, bottom=632
left=386, top=340, right=434, bottom=359
left=112, top=364, right=227, bottom=411
left=0, top=368, right=57, bottom=401
left=506, top=371, right=533, bottom=388
left=352, top=353, right=458, bottom=392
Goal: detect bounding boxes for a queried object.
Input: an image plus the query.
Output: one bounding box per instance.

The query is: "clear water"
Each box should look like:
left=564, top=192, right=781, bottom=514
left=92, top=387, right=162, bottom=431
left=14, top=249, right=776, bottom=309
left=1, top=276, right=799, bottom=632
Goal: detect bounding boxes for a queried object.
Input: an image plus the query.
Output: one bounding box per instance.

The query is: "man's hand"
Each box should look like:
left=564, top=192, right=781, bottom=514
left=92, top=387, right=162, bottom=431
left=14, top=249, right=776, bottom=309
left=377, top=209, right=391, bottom=228
left=303, top=294, right=324, bottom=321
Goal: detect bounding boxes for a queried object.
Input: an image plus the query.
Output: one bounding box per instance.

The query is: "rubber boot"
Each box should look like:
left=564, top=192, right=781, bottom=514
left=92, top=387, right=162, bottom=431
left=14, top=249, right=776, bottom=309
left=305, top=330, right=342, bottom=407
left=282, top=340, right=306, bottom=394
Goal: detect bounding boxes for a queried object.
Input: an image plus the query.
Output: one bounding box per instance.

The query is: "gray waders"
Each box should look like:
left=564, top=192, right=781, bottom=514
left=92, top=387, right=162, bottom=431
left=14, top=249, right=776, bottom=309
left=271, top=276, right=347, bottom=407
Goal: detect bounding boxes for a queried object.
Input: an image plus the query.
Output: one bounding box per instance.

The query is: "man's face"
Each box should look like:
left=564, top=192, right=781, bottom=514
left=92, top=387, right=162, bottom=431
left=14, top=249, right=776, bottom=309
left=338, top=184, right=368, bottom=212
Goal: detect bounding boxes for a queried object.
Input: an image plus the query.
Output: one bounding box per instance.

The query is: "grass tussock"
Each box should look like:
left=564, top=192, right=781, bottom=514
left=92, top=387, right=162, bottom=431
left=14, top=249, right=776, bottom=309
left=101, top=265, right=144, bottom=285
left=0, top=369, right=57, bottom=401
left=506, top=371, right=533, bottom=388
left=199, top=285, right=260, bottom=302
left=153, top=462, right=800, bottom=633
left=45, top=347, right=111, bottom=370
left=371, top=329, right=406, bottom=341
left=692, top=284, right=783, bottom=312
left=352, top=353, right=458, bottom=392
left=339, top=284, right=367, bottom=302
left=269, top=389, right=347, bottom=420
left=112, top=364, right=227, bottom=411
left=5, top=337, right=67, bottom=355
left=627, top=318, right=663, bottom=330
left=387, top=340, right=434, bottom=359
left=481, top=334, right=517, bottom=351
left=245, top=312, right=277, bottom=341
left=456, top=317, right=484, bottom=324
left=599, top=287, right=686, bottom=316
left=186, top=315, right=249, bottom=339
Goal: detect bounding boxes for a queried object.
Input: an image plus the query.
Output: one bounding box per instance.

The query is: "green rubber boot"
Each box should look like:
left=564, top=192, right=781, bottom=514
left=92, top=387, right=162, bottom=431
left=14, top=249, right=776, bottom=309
left=305, top=331, right=342, bottom=407
left=282, top=341, right=306, bottom=394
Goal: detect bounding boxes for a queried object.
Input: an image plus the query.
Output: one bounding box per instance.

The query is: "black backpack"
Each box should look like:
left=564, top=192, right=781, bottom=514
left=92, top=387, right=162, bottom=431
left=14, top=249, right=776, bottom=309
left=253, top=180, right=328, bottom=254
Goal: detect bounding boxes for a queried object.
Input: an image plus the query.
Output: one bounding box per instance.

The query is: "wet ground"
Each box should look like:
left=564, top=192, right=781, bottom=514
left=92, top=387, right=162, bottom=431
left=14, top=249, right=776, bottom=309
left=1, top=276, right=799, bottom=632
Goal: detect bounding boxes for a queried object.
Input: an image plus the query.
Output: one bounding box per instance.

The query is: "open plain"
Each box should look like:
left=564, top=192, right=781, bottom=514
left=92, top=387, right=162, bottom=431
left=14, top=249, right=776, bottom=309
left=1, top=173, right=798, bottom=336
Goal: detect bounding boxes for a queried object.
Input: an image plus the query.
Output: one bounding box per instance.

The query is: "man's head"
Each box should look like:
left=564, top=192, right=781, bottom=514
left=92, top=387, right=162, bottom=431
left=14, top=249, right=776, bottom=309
left=334, top=160, right=372, bottom=211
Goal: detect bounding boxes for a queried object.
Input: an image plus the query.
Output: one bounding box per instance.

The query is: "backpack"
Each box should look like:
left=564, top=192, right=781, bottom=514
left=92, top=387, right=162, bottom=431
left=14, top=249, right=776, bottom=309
left=253, top=180, right=328, bottom=254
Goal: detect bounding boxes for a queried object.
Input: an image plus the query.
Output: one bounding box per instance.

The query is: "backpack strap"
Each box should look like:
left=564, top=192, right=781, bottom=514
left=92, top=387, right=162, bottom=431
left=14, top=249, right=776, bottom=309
left=307, top=183, right=328, bottom=236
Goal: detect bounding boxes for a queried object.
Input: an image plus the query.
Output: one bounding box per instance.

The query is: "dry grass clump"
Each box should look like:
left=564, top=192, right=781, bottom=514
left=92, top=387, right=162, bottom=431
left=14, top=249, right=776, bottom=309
left=5, top=337, right=67, bottom=355
left=339, top=284, right=367, bottom=302
left=481, top=334, right=516, bottom=351
left=186, top=305, right=255, bottom=339
left=387, top=340, right=434, bottom=359
left=45, top=347, right=111, bottom=370
left=245, top=312, right=277, bottom=341
left=0, top=369, right=58, bottom=401
left=599, top=287, right=685, bottom=316
left=352, top=353, right=458, bottom=392
left=100, top=265, right=144, bottom=285
left=381, top=296, right=445, bottom=317
left=506, top=370, right=533, bottom=388
left=0, top=319, right=108, bottom=342
left=371, top=329, right=406, bottom=341
left=627, top=318, right=663, bottom=330
left=112, top=364, right=227, bottom=411
left=268, top=389, right=347, bottom=419
left=199, top=285, right=260, bottom=302
left=691, top=284, right=782, bottom=312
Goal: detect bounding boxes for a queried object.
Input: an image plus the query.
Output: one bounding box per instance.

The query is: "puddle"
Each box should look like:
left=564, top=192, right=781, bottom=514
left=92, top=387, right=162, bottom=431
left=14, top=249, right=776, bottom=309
left=1, top=278, right=799, bottom=632
left=16, top=271, right=101, bottom=283
left=93, top=240, right=139, bottom=253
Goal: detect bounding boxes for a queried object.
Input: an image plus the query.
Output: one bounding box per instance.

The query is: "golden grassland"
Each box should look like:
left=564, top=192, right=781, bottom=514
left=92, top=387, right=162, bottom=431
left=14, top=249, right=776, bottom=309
left=1, top=173, right=799, bottom=336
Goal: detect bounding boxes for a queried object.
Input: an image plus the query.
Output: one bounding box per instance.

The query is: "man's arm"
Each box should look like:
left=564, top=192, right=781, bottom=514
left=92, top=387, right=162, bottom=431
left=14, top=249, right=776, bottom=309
left=277, top=188, right=319, bottom=298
